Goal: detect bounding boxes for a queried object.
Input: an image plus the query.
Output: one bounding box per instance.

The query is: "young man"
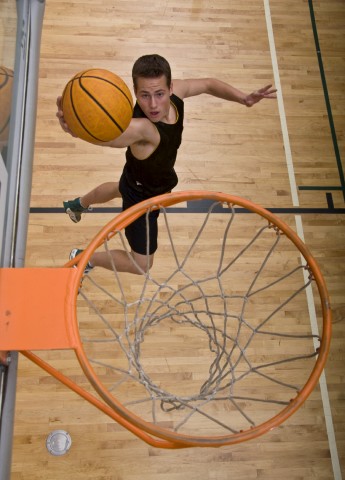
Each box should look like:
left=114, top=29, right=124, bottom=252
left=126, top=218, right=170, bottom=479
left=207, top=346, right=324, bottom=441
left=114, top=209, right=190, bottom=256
left=57, top=54, right=276, bottom=275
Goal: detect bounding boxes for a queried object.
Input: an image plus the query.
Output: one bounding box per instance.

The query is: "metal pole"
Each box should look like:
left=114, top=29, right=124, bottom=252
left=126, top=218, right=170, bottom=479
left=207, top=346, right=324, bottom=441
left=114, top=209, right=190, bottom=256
left=0, top=1, right=45, bottom=478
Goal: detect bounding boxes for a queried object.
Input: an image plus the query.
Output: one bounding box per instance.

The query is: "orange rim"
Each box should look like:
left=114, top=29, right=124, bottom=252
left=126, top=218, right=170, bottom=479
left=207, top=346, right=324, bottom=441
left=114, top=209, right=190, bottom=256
left=64, top=190, right=332, bottom=447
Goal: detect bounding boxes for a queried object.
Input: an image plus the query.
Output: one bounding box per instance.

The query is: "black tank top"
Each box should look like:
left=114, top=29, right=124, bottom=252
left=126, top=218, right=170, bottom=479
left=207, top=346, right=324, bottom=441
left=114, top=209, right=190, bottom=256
left=123, top=94, right=184, bottom=196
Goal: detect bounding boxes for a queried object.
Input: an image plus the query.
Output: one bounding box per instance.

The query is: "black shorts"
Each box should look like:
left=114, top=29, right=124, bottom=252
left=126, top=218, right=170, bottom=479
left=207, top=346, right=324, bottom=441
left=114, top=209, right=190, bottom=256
left=119, top=174, right=160, bottom=255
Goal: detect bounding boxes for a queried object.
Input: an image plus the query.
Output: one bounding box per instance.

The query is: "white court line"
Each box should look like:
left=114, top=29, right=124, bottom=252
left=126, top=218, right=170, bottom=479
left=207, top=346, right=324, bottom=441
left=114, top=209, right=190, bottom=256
left=263, top=0, right=299, bottom=207
left=263, top=2, right=342, bottom=479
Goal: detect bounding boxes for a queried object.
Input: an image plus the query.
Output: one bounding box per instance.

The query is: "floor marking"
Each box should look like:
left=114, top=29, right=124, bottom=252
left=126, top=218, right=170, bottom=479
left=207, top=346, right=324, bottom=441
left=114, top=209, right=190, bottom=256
left=295, top=216, right=342, bottom=480
left=264, top=2, right=341, bottom=479
left=264, top=0, right=299, bottom=208
left=30, top=205, right=345, bottom=215
left=307, top=0, right=345, bottom=201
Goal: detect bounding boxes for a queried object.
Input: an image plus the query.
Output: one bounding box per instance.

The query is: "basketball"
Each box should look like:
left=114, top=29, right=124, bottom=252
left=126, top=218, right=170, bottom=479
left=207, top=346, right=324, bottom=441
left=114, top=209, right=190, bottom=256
left=0, top=66, right=14, bottom=144
left=61, top=68, right=133, bottom=144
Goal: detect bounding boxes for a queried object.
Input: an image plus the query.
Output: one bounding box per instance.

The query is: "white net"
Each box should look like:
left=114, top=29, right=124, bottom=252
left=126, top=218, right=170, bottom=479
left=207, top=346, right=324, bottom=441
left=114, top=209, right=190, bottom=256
left=76, top=200, right=321, bottom=437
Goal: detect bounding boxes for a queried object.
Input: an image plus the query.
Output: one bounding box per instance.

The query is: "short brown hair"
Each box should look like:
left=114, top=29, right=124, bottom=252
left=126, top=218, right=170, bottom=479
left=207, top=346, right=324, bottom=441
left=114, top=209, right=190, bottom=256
left=132, top=54, right=172, bottom=90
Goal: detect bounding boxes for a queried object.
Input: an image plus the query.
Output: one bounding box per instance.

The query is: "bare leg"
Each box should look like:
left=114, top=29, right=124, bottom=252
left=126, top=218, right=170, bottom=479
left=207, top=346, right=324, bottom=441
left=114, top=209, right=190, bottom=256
left=80, top=182, right=121, bottom=208
left=78, top=182, right=154, bottom=275
left=90, top=249, right=154, bottom=275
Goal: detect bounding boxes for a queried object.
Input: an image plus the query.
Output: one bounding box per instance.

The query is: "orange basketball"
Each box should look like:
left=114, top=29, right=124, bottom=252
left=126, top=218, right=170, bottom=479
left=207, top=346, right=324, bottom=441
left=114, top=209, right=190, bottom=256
left=0, top=66, right=14, bottom=144
left=61, top=69, right=133, bottom=144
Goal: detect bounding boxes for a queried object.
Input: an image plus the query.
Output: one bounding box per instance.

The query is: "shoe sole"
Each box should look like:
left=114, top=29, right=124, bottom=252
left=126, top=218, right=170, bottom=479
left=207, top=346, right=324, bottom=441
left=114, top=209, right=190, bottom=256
left=69, top=248, right=93, bottom=275
left=65, top=208, right=81, bottom=223
left=69, top=248, right=80, bottom=261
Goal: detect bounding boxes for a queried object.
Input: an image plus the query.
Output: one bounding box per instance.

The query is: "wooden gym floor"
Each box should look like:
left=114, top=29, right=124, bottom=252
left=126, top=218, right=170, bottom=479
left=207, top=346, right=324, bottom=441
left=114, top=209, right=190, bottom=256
left=10, top=0, right=345, bottom=478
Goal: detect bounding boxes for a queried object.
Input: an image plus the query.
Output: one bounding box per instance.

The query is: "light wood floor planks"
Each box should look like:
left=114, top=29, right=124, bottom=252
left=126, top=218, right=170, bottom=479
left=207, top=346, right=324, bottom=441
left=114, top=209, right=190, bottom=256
left=9, top=0, right=345, bottom=478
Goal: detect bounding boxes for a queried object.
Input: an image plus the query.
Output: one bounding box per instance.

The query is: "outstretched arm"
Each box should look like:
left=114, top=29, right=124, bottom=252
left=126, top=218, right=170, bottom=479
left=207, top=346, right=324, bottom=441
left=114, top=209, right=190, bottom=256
left=173, top=78, right=277, bottom=107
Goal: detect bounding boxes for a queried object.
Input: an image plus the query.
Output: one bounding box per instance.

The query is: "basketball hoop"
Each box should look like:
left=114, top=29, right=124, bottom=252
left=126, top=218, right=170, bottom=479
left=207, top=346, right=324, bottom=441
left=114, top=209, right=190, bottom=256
left=0, top=191, right=331, bottom=448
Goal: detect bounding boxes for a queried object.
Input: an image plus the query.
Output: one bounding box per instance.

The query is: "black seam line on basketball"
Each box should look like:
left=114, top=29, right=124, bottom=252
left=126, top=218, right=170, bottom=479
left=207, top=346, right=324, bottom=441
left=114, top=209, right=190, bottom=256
left=0, top=71, right=14, bottom=78
left=69, top=81, right=120, bottom=142
left=0, top=68, right=13, bottom=75
left=65, top=72, right=132, bottom=140
left=78, top=75, right=132, bottom=132
left=30, top=206, right=345, bottom=214
left=78, top=79, right=125, bottom=134
left=66, top=75, right=132, bottom=110
left=79, top=73, right=133, bottom=109
left=0, top=75, right=10, bottom=89
left=69, top=99, right=102, bottom=142
left=0, top=116, right=10, bottom=135
left=68, top=84, right=95, bottom=139
left=308, top=0, right=345, bottom=203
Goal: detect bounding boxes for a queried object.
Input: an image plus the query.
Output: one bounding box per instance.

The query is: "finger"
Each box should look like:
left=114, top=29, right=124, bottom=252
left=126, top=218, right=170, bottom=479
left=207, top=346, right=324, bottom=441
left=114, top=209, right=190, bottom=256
left=56, top=114, right=68, bottom=130
left=56, top=96, right=62, bottom=110
left=264, top=90, right=277, bottom=98
left=258, top=84, right=275, bottom=94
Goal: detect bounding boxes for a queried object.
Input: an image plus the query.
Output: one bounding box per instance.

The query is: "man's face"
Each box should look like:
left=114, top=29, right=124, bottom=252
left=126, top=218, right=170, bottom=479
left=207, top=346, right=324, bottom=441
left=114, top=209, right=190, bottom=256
left=134, top=75, right=173, bottom=123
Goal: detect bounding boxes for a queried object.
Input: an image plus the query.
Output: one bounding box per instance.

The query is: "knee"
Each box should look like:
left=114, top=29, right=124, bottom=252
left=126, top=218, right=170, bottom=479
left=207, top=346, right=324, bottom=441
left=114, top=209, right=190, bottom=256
left=113, top=182, right=122, bottom=198
left=132, top=252, right=154, bottom=274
